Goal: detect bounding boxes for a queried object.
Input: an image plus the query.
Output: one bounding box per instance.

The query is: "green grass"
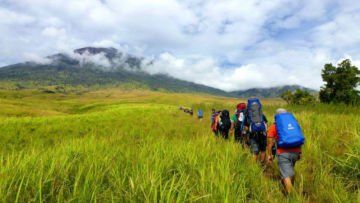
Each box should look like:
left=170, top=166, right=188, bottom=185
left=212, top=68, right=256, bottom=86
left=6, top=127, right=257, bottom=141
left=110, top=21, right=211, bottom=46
left=0, top=88, right=359, bottom=202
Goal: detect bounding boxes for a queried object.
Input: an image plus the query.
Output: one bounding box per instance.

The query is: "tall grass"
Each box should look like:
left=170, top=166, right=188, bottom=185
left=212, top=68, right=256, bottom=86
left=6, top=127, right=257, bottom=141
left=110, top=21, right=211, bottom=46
left=0, top=88, right=359, bottom=202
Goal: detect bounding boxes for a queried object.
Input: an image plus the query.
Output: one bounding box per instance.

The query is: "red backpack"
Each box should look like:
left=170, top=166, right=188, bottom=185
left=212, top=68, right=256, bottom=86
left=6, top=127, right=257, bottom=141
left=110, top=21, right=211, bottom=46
left=236, top=103, right=246, bottom=110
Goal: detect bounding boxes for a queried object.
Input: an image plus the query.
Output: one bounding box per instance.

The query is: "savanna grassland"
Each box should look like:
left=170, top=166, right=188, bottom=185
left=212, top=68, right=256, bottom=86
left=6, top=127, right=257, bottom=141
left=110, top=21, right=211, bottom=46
left=0, top=87, right=359, bottom=202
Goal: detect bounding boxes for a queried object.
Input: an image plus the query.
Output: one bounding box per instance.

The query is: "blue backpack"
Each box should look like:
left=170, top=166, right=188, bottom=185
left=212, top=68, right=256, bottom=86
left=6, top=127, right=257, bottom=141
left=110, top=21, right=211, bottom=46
left=275, top=113, right=305, bottom=148
left=198, top=109, right=203, bottom=117
left=247, top=98, right=266, bottom=132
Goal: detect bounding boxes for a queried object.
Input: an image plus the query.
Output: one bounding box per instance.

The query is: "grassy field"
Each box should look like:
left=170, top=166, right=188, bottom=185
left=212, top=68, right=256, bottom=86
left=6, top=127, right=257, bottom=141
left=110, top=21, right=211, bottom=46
left=0, top=88, right=359, bottom=202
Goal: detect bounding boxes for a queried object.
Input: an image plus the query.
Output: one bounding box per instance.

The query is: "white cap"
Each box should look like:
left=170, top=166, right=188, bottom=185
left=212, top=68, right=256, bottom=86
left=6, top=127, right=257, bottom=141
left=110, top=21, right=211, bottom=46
left=276, top=108, right=287, bottom=115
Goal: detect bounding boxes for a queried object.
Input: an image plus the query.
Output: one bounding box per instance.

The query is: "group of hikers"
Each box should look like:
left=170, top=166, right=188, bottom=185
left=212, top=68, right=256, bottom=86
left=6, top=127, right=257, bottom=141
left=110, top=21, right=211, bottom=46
left=179, top=106, right=205, bottom=120
left=209, top=98, right=305, bottom=194
left=179, top=106, right=194, bottom=116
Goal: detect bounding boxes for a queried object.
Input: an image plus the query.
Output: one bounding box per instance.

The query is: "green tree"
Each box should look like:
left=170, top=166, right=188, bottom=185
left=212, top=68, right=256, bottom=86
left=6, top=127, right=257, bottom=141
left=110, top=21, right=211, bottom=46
left=281, top=89, right=316, bottom=105
left=281, top=90, right=293, bottom=104
left=292, top=89, right=316, bottom=104
left=319, top=59, right=360, bottom=104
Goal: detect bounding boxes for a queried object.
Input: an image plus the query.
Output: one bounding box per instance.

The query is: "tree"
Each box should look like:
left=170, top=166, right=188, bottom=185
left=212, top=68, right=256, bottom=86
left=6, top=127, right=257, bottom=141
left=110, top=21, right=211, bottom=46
left=281, top=90, right=293, bottom=104
left=281, top=89, right=316, bottom=105
left=292, top=89, right=316, bottom=104
left=319, top=59, right=360, bottom=105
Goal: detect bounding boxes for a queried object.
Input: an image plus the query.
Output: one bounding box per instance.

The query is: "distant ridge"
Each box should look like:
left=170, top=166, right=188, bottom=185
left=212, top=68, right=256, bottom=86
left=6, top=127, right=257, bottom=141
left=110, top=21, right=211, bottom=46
left=230, top=85, right=317, bottom=98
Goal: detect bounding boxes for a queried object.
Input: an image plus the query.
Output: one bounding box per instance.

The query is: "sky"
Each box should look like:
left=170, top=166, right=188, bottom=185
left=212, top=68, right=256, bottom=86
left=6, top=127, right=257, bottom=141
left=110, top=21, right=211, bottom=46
left=0, top=0, right=360, bottom=91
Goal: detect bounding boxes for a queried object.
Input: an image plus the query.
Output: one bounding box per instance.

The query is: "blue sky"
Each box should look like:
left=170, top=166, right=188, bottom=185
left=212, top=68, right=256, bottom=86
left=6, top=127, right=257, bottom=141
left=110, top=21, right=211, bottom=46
left=0, top=0, right=359, bottom=90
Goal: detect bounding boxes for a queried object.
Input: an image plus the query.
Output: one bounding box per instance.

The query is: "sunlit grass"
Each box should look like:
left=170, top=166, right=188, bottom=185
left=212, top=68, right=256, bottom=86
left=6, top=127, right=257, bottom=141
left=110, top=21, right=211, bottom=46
left=0, top=88, right=358, bottom=202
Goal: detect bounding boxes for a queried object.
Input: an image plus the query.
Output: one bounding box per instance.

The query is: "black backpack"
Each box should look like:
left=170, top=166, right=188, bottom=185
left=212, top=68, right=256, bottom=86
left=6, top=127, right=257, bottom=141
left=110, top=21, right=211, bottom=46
left=235, top=109, right=246, bottom=131
left=219, top=110, right=231, bottom=131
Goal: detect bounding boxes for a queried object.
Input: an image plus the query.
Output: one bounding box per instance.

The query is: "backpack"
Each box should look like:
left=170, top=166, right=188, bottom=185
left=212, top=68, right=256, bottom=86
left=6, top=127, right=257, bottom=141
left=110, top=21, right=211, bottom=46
left=247, top=98, right=266, bottom=132
left=236, top=103, right=246, bottom=110
left=219, top=110, right=231, bottom=131
left=211, top=113, right=219, bottom=131
left=235, top=109, right=246, bottom=131
left=275, top=113, right=305, bottom=148
left=198, top=110, right=203, bottom=117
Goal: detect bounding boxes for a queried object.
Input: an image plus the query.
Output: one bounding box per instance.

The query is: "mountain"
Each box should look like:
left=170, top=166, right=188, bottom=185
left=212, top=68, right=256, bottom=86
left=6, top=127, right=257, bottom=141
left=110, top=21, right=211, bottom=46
left=230, top=85, right=317, bottom=98
left=0, top=47, right=230, bottom=96
left=0, top=47, right=318, bottom=98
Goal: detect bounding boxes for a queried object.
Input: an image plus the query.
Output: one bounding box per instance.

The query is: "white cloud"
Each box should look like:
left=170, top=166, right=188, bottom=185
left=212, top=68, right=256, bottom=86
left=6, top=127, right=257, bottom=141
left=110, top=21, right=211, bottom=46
left=0, top=7, right=35, bottom=25
left=41, top=27, right=66, bottom=38
left=69, top=51, right=111, bottom=68
left=23, top=53, right=51, bottom=64
left=0, top=0, right=359, bottom=90
left=144, top=53, right=322, bottom=91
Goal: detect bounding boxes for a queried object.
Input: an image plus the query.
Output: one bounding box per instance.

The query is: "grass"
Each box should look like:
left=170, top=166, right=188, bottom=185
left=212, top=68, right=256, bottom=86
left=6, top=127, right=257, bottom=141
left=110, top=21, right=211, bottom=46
left=0, top=88, right=359, bottom=202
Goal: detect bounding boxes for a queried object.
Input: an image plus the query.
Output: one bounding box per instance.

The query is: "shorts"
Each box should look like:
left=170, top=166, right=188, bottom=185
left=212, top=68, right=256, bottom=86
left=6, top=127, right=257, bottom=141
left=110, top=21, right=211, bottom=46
left=220, top=129, right=229, bottom=139
left=278, top=152, right=300, bottom=179
left=249, top=132, right=266, bottom=155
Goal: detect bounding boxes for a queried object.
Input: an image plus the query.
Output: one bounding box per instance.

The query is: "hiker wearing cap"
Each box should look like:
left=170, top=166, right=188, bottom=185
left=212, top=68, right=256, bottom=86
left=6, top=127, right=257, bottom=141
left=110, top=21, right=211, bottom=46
left=267, top=108, right=305, bottom=194
left=246, top=98, right=268, bottom=163
left=231, top=103, right=247, bottom=146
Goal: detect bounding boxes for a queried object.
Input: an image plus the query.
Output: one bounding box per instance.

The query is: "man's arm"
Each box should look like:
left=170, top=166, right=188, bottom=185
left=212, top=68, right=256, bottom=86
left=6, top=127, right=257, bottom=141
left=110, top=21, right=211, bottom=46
left=266, top=124, right=276, bottom=163
left=230, top=120, right=234, bottom=131
left=267, top=137, right=275, bottom=162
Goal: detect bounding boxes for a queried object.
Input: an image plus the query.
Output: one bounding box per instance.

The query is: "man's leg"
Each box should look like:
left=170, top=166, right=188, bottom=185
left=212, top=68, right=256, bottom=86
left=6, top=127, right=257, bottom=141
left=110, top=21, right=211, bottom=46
left=259, top=133, right=267, bottom=163
left=224, top=130, right=229, bottom=139
left=249, top=136, right=260, bottom=161
left=278, top=153, right=299, bottom=194
left=260, top=151, right=266, bottom=163
left=283, top=177, right=293, bottom=193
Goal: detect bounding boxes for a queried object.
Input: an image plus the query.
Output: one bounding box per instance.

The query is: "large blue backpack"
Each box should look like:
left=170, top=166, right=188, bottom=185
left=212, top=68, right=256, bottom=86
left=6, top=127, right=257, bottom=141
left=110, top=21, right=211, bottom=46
left=247, top=98, right=266, bottom=132
left=275, top=113, right=305, bottom=148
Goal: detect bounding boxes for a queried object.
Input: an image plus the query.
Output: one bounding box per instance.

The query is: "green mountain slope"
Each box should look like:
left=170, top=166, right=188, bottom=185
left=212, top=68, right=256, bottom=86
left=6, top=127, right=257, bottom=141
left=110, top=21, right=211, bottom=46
left=0, top=47, right=230, bottom=96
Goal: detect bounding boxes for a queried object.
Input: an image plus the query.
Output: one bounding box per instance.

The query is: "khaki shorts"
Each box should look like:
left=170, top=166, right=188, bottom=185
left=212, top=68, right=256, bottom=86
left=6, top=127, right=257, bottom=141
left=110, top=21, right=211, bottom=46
left=278, top=152, right=300, bottom=179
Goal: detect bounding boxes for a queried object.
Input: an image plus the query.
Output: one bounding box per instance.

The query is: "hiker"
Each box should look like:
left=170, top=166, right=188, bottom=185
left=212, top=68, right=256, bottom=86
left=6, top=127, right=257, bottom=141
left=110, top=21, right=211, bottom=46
left=218, top=109, right=232, bottom=139
left=197, top=109, right=204, bottom=121
left=211, top=109, right=220, bottom=136
left=231, top=103, right=248, bottom=146
left=247, top=98, right=268, bottom=163
left=267, top=108, right=304, bottom=194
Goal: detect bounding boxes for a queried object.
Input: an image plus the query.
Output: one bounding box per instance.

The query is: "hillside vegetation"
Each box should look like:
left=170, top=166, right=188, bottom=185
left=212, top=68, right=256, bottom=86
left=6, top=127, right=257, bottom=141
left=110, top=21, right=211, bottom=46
left=0, top=88, right=358, bottom=202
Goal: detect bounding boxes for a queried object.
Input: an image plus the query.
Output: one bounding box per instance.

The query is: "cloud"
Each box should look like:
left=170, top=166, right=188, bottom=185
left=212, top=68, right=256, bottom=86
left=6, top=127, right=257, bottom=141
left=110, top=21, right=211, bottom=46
left=41, top=27, right=66, bottom=38
left=23, top=53, right=51, bottom=64
left=0, top=7, right=35, bottom=25
left=144, top=52, right=324, bottom=91
left=0, top=0, right=359, bottom=90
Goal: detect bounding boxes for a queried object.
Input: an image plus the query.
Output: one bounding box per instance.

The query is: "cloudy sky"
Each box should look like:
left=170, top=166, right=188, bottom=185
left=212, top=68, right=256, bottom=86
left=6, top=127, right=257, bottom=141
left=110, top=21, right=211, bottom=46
left=0, top=0, right=359, bottom=91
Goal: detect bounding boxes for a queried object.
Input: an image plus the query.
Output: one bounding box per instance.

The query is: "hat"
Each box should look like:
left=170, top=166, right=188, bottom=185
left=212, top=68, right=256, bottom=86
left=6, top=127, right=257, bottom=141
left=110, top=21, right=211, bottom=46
left=276, top=108, right=287, bottom=115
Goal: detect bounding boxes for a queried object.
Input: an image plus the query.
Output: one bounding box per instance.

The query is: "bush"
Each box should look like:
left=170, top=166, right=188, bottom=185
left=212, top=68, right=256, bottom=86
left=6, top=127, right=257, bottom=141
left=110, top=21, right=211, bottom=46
left=281, top=89, right=316, bottom=105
